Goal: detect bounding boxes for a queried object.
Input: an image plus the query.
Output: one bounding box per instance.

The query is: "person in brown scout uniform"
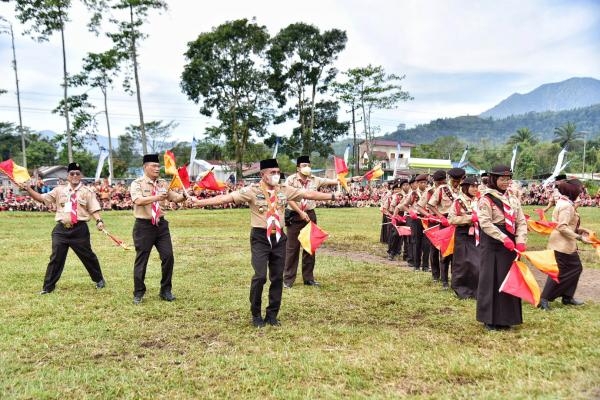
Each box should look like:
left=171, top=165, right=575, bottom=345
left=447, top=176, right=480, bottom=299
left=21, top=162, right=107, bottom=294
left=427, top=168, right=465, bottom=288
left=130, top=154, right=187, bottom=305
left=476, top=165, right=527, bottom=331
left=192, top=158, right=343, bottom=328
left=539, top=179, right=592, bottom=310
left=283, top=155, right=349, bottom=288
left=404, top=174, right=431, bottom=272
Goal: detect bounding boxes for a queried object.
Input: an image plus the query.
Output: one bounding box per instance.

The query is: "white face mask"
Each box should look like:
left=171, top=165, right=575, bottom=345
left=300, top=166, right=312, bottom=176
left=270, top=174, right=281, bottom=186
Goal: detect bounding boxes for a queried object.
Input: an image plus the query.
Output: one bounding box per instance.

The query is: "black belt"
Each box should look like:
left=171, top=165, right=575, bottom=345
left=136, top=217, right=165, bottom=222
left=58, top=221, right=83, bottom=229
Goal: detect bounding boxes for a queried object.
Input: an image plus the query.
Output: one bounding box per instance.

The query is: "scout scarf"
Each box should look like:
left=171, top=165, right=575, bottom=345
left=484, top=190, right=516, bottom=235
left=151, top=181, right=160, bottom=225
left=260, top=181, right=282, bottom=246
left=66, top=183, right=82, bottom=224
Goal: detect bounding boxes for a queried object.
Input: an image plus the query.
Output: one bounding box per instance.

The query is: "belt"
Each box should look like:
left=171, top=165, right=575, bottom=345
left=136, top=217, right=165, bottom=222
left=59, top=221, right=81, bottom=229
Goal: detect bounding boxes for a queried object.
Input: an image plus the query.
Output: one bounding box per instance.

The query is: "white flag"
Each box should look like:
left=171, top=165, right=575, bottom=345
left=458, top=146, right=468, bottom=167
left=190, top=137, right=197, bottom=165
left=272, top=137, right=280, bottom=158
left=94, top=148, right=109, bottom=181
left=343, top=144, right=351, bottom=166
left=510, top=145, right=518, bottom=172
left=393, top=142, right=402, bottom=175
left=543, top=147, right=569, bottom=186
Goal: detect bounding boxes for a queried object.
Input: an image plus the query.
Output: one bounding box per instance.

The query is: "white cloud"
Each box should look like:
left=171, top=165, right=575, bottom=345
left=1, top=0, right=598, bottom=144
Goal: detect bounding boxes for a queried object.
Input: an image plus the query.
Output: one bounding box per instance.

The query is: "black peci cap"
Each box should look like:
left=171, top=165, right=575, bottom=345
left=260, top=158, right=279, bottom=170
left=143, top=154, right=160, bottom=164
left=67, top=162, right=81, bottom=172
left=432, top=170, right=447, bottom=181
left=296, top=155, right=310, bottom=166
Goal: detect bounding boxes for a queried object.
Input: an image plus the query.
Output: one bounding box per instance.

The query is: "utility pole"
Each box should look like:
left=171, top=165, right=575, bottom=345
left=0, top=16, right=26, bottom=168
left=348, top=103, right=362, bottom=176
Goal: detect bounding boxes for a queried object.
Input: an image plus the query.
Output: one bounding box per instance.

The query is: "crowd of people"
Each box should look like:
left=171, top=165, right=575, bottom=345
left=3, top=175, right=600, bottom=212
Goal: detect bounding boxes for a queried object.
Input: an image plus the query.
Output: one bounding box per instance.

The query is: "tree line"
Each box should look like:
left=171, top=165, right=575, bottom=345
left=0, top=2, right=412, bottom=177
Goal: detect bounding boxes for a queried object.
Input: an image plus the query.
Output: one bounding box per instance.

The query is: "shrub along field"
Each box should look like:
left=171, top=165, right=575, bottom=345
left=0, top=207, right=598, bottom=399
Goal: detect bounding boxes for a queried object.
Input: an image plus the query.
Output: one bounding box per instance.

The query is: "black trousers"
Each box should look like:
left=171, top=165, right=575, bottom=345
left=428, top=221, right=452, bottom=283
left=250, top=228, right=287, bottom=319
left=284, top=209, right=316, bottom=285
left=411, top=218, right=430, bottom=270
left=132, top=218, right=174, bottom=297
left=43, top=222, right=104, bottom=292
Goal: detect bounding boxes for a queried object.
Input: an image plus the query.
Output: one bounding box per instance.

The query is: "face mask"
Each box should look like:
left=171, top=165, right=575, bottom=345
left=270, top=174, right=281, bottom=186
left=300, top=166, right=311, bottom=176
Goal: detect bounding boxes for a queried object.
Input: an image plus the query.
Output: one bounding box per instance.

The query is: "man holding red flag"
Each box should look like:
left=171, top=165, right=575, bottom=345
left=283, top=155, right=360, bottom=288
left=130, top=154, right=187, bottom=305
left=20, top=162, right=107, bottom=294
left=192, top=158, right=343, bottom=328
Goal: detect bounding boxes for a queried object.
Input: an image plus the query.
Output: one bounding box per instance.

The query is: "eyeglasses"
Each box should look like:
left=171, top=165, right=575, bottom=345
left=69, top=171, right=81, bottom=176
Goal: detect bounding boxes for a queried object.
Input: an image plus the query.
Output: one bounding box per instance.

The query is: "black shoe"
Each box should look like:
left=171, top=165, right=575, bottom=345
left=265, top=316, right=281, bottom=326
left=413, top=267, right=420, bottom=272
left=387, top=254, right=395, bottom=261
left=133, top=296, right=143, bottom=305
left=484, top=323, right=498, bottom=331
left=562, top=297, right=584, bottom=306
left=160, top=292, right=176, bottom=302
left=252, top=316, right=265, bottom=328
left=442, top=282, right=449, bottom=290
left=422, top=267, right=430, bottom=273
left=538, top=298, right=550, bottom=311
left=39, top=289, right=52, bottom=295
left=95, top=279, right=106, bottom=289
left=283, top=283, right=292, bottom=289
left=303, top=280, right=320, bottom=286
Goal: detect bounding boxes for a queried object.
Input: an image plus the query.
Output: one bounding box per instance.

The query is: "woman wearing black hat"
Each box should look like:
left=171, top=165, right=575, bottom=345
left=447, top=176, right=480, bottom=299
left=539, top=179, right=592, bottom=310
left=476, top=165, right=528, bottom=330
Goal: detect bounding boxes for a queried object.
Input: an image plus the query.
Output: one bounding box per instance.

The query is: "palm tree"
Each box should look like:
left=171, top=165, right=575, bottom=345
left=507, top=127, right=538, bottom=146
left=553, top=122, right=582, bottom=148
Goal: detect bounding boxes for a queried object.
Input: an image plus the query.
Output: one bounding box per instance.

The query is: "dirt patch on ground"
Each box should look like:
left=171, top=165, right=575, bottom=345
left=320, top=247, right=600, bottom=303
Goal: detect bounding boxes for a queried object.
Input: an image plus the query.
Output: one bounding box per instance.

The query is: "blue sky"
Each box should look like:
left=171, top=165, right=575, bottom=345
left=0, top=0, right=599, bottom=144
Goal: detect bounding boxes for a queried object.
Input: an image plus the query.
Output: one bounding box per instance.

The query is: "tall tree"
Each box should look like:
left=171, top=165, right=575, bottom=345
left=333, top=65, right=413, bottom=167
left=125, top=120, right=177, bottom=154
left=181, top=18, right=273, bottom=176
left=107, top=0, right=168, bottom=154
left=507, top=127, right=538, bottom=146
left=15, top=0, right=76, bottom=161
left=553, top=121, right=582, bottom=148
left=268, top=23, right=347, bottom=154
left=70, top=49, right=123, bottom=179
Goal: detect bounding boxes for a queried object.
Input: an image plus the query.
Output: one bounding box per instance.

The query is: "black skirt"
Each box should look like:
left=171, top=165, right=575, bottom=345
left=451, top=226, right=480, bottom=299
left=476, top=225, right=523, bottom=326
left=541, top=250, right=583, bottom=301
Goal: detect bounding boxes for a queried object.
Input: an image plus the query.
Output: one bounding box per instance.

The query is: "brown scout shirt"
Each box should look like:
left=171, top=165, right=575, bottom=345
left=42, top=184, right=101, bottom=224
left=448, top=193, right=477, bottom=226
left=477, top=188, right=527, bottom=244
left=230, top=183, right=307, bottom=228
left=130, top=176, right=185, bottom=219
left=547, top=198, right=580, bottom=254
left=285, top=173, right=337, bottom=211
left=428, top=183, right=459, bottom=215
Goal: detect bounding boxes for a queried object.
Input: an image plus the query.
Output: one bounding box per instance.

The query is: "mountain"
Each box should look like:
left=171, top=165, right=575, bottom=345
left=383, top=103, right=600, bottom=145
left=480, top=77, right=600, bottom=119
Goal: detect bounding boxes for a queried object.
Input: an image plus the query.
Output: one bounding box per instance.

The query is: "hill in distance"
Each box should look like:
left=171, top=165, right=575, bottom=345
left=480, top=77, right=600, bottom=119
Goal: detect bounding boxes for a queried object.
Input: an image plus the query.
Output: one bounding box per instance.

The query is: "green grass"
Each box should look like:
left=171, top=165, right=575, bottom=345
left=0, top=207, right=599, bottom=399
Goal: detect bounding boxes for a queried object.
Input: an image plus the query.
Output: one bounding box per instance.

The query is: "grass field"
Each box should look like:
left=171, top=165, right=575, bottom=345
left=0, top=207, right=599, bottom=399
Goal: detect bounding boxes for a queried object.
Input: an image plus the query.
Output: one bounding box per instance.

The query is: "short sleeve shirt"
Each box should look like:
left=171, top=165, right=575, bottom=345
left=130, top=176, right=185, bottom=219
left=42, top=184, right=101, bottom=223
left=285, top=173, right=337, bottom=211
left=230, top=183, right=307, bottom=228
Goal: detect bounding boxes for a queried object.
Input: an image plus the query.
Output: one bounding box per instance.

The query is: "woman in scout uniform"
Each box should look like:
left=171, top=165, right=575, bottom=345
left=476, top=165, right=528, bottom=331
left=539, top=179, right=592, bottom=310
left=447, top=176, right=480, bottom=299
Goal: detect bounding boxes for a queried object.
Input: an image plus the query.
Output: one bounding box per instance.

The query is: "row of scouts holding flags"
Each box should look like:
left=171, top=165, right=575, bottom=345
left=380, top=166, right=593, bottom=331
left=15, top=154, right=594, bottom=331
